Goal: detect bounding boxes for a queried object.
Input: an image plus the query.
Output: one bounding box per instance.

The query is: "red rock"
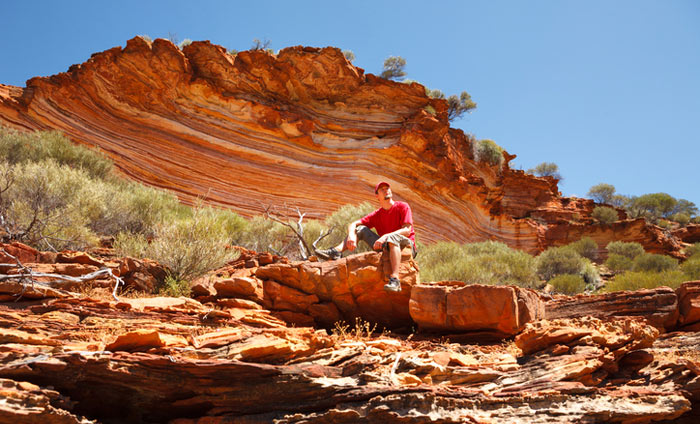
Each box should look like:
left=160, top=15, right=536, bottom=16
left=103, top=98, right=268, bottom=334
left=263, top=280, right=319, bottom=312
left=256, top=250, right=418, bottom=328
left=214, top=276, right=263, bottom=300
left=515, top=317, right=658, bottom=357
left=0, top=378, right=83, bottom=424
left=546, top=287, right=679, bottom=330
left=409, top=282, right=545, bottom=335
left=677, top=281, right=700, bottom=328
left=56, top=251, right=105, bottom=267
left=0, top=242, right=40, bottom=264
left=216, top=298, right=262, bottom=310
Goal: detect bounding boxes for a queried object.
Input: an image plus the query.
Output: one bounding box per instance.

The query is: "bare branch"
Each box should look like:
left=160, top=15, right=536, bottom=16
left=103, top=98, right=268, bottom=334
left=312, top=226, right=334, bottom=250
left=263, top=204, right=314, bottom=260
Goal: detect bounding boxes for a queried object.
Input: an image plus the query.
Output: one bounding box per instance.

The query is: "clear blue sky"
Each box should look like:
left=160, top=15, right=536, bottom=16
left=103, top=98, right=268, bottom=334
left=4, top=1, right=699, bottom=206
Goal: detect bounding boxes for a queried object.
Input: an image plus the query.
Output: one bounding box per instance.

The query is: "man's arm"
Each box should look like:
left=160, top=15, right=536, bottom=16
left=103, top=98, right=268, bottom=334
left=373, top=223, right=412, bottom=250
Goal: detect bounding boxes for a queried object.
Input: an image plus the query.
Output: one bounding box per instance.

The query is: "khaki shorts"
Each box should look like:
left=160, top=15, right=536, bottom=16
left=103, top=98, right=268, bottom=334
left=356, top=225, right=417, bottom=258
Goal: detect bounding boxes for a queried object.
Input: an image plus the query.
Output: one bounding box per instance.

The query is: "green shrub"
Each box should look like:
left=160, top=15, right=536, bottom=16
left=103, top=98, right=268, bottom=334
left=0, top=127, right=113, bottom=180
left=631, top=253, right=679, bottom=273
left=657, top=219, right=672, bottom=230
left=581, top=260, right=601, bottom=287
left=0, top=160, right=99, bottom=250
left=473, top=139, right=503, bottom=167
left=670, top=213, right=691, bottom=226
left=605, top=254, right=634, bottom=273
left=236, top=215, right=292, bottom=255
left=681, top=258, right=700, bottom=280
left=418, top=241, right=538, bottom=288
left=528, top=162, right=562, bottom=180
left=567, top=237, right=599, bottom=261
left=323, top=202, right=375, bottom=250
left=536, top=247, right=585, bottom=281
left=604, top=270, right=687, bottom=292
left=159, top=275, right=191, bottom=297
left=548, top=274, right=586, bottom=295
left=115, top=205, right=240, bottom=282
left=587, top=183, right=616, bottom=204
left=592, top=206, right=618, bottom=224
left=606, top=241, right=644, bottom=259
left=685, top=243, right=700, bottom=259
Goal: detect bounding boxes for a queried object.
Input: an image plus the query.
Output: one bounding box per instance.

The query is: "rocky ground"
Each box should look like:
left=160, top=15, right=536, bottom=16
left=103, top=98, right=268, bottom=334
left=1, top=241, right=699, bottom=423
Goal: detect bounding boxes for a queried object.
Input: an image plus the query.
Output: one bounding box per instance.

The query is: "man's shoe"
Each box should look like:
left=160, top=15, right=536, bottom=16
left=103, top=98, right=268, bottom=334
left=384, top=276, right=402, bottom=292
left=315, top=247, right=341, bottom=260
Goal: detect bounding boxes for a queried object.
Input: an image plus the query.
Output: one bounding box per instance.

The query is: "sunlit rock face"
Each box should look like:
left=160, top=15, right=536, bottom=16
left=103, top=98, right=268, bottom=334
left=0, top=37, right=684, bottom=255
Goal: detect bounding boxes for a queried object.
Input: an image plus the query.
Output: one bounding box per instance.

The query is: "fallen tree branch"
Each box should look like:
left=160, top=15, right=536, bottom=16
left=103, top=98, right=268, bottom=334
left=0, top=247, right=125, bottom=301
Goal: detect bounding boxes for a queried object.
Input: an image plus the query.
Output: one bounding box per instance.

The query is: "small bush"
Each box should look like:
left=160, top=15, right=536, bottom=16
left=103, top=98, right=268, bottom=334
left=528, top=162, right=562, bottom=180
left=116, top=205, right=240, bottom=282
left=604, top=270, right=687, bottom=292
left=0, top=127, right=113, bottom=180
left=681, top=258, right=700, bottom=280
left=159, top=275, right=191, bottom=297
left=592, top=206, right=618, bottom=224
left=685, top=243, right=700, bottom=259
left=567, top=237, right=599, bottom=261
left=473, top=139, right=503, bottom=167
left=581, top=260, right=601, bottom=287
left=418, top=241, right=538, bottom=288
left=323, top=202, right=375, bottom=249
left=631, top=253, right=679, bottom=273
left=605, top=254, right=634, bottom=273
left=548, top=274, right=586, bottom=295
left=236, top=215, right=292, bottom=255
left=606, top=241, right=644, bottom=259
left=588, top=183, right=616, bottom=204
left=657, top=219, right=672, bottom=230
left=670, top=213, right=691, bottom=226
left=536, top=247, right=585, bottom=281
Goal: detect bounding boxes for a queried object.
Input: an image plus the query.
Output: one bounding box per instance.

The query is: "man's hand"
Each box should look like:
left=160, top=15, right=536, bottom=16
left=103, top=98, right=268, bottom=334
left=373, top=235, right=387, bottom=251
left=346, top=234, right=357, bottom=251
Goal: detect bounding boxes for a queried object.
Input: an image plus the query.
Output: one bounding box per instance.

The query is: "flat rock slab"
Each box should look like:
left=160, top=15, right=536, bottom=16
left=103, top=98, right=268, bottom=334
left=409, top=282, right=545, bottom=335
left=545, top=286, right=679, bottom=330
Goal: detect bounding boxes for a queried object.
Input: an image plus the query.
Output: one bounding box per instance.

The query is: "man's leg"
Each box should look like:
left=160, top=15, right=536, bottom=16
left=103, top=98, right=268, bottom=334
left=317, top=225, right=378, bottom=260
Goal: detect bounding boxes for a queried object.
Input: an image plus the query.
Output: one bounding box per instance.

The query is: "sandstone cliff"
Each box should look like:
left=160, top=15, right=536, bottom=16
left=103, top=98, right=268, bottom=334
left=0, top=37, right=685, bottom=255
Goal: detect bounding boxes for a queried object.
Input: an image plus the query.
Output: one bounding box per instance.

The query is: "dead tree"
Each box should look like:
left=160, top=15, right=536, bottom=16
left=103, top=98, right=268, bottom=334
left=263, top=205, right=334, bottom=260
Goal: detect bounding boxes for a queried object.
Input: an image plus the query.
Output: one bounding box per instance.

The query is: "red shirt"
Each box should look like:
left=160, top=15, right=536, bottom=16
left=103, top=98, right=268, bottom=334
left=360, top=201, right=415, bottom=245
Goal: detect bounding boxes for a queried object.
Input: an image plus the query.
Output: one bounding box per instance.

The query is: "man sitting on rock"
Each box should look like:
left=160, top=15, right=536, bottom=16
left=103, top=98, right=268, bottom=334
left=316, top=181, right=417, bottom=292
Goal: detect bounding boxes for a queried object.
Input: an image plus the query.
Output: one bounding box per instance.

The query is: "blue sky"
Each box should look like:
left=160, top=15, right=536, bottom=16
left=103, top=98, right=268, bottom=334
left=4, top=1, right=699, bottom=206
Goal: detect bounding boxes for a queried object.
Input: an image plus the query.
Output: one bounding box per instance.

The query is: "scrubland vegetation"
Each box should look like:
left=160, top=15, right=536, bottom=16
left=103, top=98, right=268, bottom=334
left=2, top=127, right=698, bottom=297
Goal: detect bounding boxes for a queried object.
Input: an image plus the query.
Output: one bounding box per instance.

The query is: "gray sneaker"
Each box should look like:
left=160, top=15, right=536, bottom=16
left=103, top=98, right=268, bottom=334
left=384, top=276, right=402, bottom=292
left=315, top=247, right=341, bottom=260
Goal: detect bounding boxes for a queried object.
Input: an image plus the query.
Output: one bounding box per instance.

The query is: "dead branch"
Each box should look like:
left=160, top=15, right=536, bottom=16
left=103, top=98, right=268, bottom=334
left=264, top=204, right=314, bottom=260
left=0, top=246, right=125, bottom=301
left=312, top=226, right=334, bottom=250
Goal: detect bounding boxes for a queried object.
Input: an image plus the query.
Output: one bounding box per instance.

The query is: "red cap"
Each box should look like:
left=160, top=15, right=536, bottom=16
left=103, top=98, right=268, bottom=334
left=374, top=181, right=390, bottom=193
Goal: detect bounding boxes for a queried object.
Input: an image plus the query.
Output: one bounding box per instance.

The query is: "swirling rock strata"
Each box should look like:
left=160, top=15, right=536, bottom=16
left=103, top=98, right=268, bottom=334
left=0, top=37, right=685, bottom=255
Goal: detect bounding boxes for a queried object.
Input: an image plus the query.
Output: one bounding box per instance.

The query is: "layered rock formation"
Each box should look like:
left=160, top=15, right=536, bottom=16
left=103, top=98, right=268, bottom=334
left=0, top=37, right=686, bottom=255
left=2, top=243, right=700, bottom=422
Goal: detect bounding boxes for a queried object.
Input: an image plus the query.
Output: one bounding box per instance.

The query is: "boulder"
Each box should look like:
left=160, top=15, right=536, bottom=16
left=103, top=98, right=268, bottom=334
left=409, top=282, right=545, bottom=335
left=677, top=281, right=700, bottom=329
left=256, top=249, right=418, bottom=328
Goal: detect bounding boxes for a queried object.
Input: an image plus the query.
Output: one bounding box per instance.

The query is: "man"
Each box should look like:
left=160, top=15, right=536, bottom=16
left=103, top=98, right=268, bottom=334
left=316, top=181, right=416, bottom=292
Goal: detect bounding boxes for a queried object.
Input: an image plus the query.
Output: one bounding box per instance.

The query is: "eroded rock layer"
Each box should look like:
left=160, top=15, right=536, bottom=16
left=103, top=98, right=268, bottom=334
left=0, top=37, right=684, bottom=254
left=2, top=245, right=700, bottom=422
